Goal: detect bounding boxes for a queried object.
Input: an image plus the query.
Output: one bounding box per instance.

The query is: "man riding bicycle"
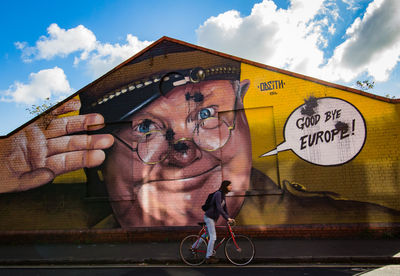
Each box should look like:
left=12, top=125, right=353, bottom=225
left=203, top=180, right=235, bottom=264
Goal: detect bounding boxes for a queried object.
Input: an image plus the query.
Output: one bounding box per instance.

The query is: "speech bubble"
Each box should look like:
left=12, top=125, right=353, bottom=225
left=261, top=97, right=367, bottom=166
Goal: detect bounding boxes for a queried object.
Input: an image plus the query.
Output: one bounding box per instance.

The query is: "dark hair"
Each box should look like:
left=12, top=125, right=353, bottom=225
left=219, top=180, right=232, bottom=195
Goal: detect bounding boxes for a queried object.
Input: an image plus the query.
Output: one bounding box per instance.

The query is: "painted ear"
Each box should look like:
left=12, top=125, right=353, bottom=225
left=239, top=79, right=250, bottom=102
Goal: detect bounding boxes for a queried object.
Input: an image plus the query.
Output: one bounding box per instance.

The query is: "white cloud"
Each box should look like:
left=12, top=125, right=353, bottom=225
left=197, top=0, right=329, bottom=77
left=84, top=34, right=152, bottom=78
left=1, top=67, right=72, bottom=104
left=322, top=0, right=400, bottom=82
left=16, top=24, right=152, bottom=78
left=196, top=0, right=400, bottom=85
left=16, top=24, right=97, bottom=62
left=342, top=0, right=358, bottom=10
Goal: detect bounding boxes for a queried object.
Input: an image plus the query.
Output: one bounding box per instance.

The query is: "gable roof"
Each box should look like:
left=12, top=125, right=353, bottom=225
left=2, top=36, right=399, bottom=137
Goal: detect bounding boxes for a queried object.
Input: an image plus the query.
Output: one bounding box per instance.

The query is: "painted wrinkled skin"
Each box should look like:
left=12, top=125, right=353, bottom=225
left=0, top=99, right=114, bottom=193
left=103, top=79, right=252, bottom=227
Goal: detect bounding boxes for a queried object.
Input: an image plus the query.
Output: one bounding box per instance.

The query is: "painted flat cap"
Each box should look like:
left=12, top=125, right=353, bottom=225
left=79, top=46, right=241, bottom=122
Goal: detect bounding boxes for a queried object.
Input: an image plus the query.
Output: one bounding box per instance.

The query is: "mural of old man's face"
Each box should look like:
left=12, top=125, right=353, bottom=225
left=103, top=79, right=252, bottom=227
left=0, top=38, right=399, bottom=232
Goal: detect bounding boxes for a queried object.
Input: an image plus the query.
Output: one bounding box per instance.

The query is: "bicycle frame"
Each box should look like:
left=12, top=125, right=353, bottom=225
left=194, top=222, right=240, bottom=253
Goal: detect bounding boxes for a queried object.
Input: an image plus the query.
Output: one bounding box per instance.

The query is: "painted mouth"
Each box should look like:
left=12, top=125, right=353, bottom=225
left=141, top=165, right=221, bottom=192
left=147, top=164, right=220, bottom=183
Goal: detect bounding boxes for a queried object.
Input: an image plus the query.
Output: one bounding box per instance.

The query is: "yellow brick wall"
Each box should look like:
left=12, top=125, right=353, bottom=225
left=241, top=63, right=400, bottom=212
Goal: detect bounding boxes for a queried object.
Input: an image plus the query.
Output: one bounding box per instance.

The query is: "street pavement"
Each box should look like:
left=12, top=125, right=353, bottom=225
left=0, top=239, right=400, bottom=265
left=0, top=265, right=390, bottom=276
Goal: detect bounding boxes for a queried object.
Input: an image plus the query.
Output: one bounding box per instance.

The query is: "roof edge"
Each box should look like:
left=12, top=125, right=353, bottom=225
left=162, top=37, right=399, bottom=104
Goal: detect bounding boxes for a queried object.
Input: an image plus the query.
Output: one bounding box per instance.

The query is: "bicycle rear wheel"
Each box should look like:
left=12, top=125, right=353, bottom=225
left=180, top=235, right=207, bottom=266
left=225, top=235, right=255, bottom=265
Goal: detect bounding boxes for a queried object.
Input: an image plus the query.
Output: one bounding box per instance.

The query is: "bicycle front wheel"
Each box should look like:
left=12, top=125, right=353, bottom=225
left=225, top=235, right=255, bottom=265
left=180, top=235, right=207, bottom=266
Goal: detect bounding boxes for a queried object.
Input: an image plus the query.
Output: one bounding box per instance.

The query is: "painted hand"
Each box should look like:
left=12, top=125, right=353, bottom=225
left=0, top=99, right=114, bottom=193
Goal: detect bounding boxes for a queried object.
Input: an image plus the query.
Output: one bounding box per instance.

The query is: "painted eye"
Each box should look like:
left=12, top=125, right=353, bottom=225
left=138, top=123, right=149, bottom=133
left=198, top=107, right=214, bottom=120
left=136, top=119, right=156, bottom=133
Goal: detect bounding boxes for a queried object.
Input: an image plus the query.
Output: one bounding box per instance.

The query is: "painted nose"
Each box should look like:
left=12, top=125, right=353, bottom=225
left=168, top=139, right=199, bottom=167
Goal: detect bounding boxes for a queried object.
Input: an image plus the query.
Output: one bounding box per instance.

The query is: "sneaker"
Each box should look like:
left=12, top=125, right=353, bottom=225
left=205, top=256, right=219, bottom=264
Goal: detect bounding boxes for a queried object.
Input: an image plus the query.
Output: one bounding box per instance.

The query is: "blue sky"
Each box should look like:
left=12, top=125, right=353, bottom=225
left=1, top=0, right=399, bottom=135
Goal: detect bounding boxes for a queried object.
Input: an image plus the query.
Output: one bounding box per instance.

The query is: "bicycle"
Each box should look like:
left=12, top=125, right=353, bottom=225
left=179, top=221, right=255, bottom=266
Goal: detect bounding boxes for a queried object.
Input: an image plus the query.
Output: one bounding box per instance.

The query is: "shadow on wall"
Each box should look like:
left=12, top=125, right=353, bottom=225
left=286, top=160, right=400, bottom=225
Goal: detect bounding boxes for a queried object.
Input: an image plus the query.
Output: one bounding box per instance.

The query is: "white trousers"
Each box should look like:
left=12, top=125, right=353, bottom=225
left=204, top=214, right=216, bottom=258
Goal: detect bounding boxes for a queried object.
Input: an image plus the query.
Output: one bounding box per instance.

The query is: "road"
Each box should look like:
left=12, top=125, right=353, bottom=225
left=1, top=264, right=398, bottom=276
